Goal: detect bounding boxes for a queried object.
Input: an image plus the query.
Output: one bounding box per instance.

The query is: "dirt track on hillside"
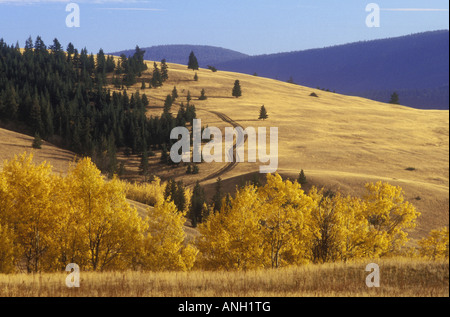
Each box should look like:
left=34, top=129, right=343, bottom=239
left=199, top=110, right=248, bottom=182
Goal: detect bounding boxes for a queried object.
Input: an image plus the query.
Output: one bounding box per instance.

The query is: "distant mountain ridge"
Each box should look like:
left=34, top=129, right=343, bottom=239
left=110, top=44, right=249, bottom=68
left=110, top=31, right=449, bottom=109
left=215, top=30, right=449, bottom=110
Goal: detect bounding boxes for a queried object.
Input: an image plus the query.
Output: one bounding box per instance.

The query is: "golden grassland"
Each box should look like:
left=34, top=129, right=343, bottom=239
left=0, top=258, right=447, bottom=297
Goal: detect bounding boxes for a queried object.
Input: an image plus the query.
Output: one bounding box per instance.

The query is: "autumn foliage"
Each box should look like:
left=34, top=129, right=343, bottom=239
left=0, top=153, right=446, bottom=274
left=0, top=153, right=194, bottom=273
left=197, top=174, right=423, bottom=270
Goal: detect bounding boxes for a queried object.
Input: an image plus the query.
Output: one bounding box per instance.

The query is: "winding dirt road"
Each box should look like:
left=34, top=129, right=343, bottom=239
left=200, top=110, right=248, bottom=182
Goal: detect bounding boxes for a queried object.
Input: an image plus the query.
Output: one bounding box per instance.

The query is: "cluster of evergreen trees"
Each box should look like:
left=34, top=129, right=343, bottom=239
left=0, top=37, right=194, bottom=176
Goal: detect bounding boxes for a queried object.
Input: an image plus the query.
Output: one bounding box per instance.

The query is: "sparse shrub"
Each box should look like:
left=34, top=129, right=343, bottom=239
left=405, top=167, right=416, bottom=171
left=310, top=92, right=319, bottom=97
left=207, top=65, right=217, bottom=72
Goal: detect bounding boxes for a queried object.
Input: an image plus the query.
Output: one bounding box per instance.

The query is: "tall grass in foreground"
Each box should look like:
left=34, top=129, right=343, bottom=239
left=0, top=258, right=447, bottom=297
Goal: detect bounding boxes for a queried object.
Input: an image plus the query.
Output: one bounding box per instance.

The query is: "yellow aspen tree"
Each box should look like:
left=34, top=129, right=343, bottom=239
left=258, top=173, right=314, bottom=268
left=196, top=185, right=264, bottom=271
left=143, top=200, right=197, bottom=271
left=308, top=189, right=370, bottom=263
left=418, top=227, right=449, bottom=260
left=51, top=173, right=89, bottom=270
left=66, top=157, right=146, bottom=271
left=0, top=153, right=62, bottom=272
left=363, top=181, right=420, bottom=256
left=0, top=223, right=17, bottom=273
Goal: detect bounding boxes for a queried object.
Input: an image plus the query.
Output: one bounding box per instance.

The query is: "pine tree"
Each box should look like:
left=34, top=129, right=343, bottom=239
left=190, top=181, right=205, bottom=227
left=186, top=91, right=192, bottom=103
left=32, top=133, right=43, bottom=149
left=151, top=62, right=163, bottom=87
left=164, top=95, right=173, bottom=113
left=232, top=80, right=242, bottom=98
left=298, top=169, right=307, bottom=185
left=259, top=105, right=268, bottom=120
left=161, top=59, right=169, bottom=82
left=140, top=149, right=149, bottom=180
left=160, top=144, right=169, bottom=164
left=172, top=86, right=179, bottom=101
left=194, top=72, right=199, bottom=81
left=212, top=177, right=224, bottom=212
left=30, top=94, right=43, bottom=135
left=188, top=51, right=199, bottom=71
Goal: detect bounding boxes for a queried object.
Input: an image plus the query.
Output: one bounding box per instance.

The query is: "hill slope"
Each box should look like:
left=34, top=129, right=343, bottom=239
left=215, top=30, right=449, bottom=110
left=126, top=60, right=449, bottom=240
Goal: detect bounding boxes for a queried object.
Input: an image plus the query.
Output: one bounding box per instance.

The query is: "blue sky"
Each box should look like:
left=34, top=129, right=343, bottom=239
left=0, top=0, right=448, bottom=55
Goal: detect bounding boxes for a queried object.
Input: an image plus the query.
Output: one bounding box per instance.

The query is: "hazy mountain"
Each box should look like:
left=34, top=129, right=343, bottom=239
left=215, top=30, right=449, bottom=110
left=110, top=44, right=249, bottom=68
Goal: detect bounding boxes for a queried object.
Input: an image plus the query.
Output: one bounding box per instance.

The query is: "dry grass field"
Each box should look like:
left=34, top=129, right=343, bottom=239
left=0, top=258, right=447, bottom=297
left=1, top=60, right=448, bottom=241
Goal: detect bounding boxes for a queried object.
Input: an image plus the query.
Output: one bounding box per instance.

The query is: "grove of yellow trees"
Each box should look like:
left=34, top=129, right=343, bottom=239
left=0, top=153, right=193, bottom=273
left=197, top=174, right=424, bottom=270
left=0, top=153, right=447, bottom=273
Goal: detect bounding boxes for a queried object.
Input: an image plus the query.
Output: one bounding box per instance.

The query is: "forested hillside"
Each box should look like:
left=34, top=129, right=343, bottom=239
left=0, top=37, right=195, bottom=175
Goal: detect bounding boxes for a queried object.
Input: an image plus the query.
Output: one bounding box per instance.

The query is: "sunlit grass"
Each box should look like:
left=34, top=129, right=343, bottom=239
left=0, top=258, right=447, bottom=297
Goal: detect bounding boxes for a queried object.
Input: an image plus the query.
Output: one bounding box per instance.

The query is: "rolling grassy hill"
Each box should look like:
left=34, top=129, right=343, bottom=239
left=1, top=58, right=448, bottom=241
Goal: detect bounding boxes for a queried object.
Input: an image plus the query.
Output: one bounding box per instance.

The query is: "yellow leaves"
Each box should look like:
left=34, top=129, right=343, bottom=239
left=65, top=157, right=147, bottom=271
left=0, top=223, right=17, bottom=273
left=418, top=227, right=449, bottom=260
left=1, top=153, right=199, bottom=273
left=143, top=200, right=198, bottom=271
left=0, top=154, right=150, bottom=272
left=258, top=174, right=314, bottom=268
left=0, top=152, right=61, bottom=272
left=309, top=190, right=372, bottom=263
left=197, top=175, right=316, bottom=270
left=123, top=177, right=166, bottom=206
left=364, top=181, right=421, bottom=255
left=197, top=185, right=264, bottom=271
left=197, top=174, right=426, bottom=270
left=0, top=154, right=438, bottom=273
